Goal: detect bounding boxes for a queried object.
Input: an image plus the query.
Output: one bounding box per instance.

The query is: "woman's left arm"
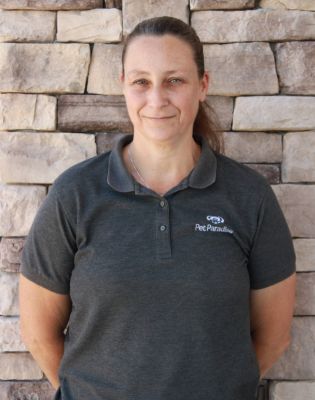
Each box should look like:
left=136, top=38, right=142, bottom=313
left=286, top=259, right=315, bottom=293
left=250, top=272, right=296, bottom=380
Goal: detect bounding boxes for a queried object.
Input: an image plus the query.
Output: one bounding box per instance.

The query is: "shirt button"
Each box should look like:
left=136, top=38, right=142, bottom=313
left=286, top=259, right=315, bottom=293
left=160, top=225, right=167, bottom=232
left=160, top=200, right=165, bottom=207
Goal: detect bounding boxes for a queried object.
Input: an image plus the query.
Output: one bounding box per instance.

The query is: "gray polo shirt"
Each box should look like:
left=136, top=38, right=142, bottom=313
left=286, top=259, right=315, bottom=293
left=21, top=133, right=296, bottom=400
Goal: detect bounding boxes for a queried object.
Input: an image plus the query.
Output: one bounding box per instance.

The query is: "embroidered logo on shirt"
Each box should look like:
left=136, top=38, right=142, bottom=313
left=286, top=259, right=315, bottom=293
left=195, top=215, right=234, bottom=234
left=206, top=215, right=224, bottom=224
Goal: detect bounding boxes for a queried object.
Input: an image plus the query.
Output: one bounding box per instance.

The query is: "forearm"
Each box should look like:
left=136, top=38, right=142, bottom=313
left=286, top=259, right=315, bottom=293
left=23, top=333, right=65, bottom=389
left=251, top=334, right=290, bottom=379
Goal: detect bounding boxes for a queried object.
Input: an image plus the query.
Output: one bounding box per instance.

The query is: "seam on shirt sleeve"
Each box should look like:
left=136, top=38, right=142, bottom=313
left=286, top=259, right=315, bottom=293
left=52, top=185, right=77, bottom=239
left=248, top=182, right=296, bottom=290
left=249, top=184, right=269, bottom=252
left=20, top=184, right=76, bottom=294
left=250, top=268, right=296, bottom=290
left=20, top=269, right=70, bottom=295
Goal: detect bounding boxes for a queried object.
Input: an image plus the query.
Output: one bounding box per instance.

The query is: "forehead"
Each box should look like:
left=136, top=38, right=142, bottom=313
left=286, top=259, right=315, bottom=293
left=124, top=34, right=196, bottom=74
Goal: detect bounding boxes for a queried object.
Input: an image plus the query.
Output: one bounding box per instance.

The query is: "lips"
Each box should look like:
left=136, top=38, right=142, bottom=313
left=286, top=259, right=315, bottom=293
left=145, top=116, right=175, bottom=119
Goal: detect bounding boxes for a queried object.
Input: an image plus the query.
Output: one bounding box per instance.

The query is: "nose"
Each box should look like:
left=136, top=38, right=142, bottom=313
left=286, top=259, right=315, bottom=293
left=147, top=85, right=169, bottom=108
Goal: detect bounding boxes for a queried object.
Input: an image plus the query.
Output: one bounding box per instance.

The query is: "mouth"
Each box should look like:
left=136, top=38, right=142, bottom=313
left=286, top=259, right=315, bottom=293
left=144, top=116, right=175, bottom=119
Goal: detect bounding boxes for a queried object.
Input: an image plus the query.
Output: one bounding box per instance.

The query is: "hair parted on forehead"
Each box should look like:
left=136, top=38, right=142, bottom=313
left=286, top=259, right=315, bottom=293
left=121, top=16, right=205, bottom=79
left=121, top=16, right=224, bottom=154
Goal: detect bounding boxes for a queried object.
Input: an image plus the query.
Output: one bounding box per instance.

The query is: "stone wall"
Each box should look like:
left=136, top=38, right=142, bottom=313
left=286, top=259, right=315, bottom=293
left=0, top=0, right=314, bottom=399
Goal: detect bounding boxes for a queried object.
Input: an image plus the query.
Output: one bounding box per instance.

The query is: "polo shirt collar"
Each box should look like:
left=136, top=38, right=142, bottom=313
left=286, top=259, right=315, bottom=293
left=107, top=133, right=217, bottom=193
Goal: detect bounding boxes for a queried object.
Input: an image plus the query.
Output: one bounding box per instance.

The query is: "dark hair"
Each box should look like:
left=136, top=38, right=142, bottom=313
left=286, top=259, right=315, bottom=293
left=121, top=16, right=224, bottom=154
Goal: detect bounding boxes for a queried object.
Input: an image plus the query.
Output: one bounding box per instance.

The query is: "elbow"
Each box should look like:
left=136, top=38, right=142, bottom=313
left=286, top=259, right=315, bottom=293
left=282, top=335, right=291, bottom=352
left=252, top=331, right=292, bottom=355
left=274, top=334, right=291, bottom=358
left=280, top=330, right=292, bottom=348
left=19, top=318, right=29, bottom=346
left=20, top=318, right=65, bottom=351
left=19, top=320, right=37, bottom=351
left=19, top=318, right=47, bottom=351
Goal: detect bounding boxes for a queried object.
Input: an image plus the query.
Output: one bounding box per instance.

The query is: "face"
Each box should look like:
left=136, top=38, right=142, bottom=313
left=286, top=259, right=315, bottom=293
left=120, top=34, right=209, bottom=144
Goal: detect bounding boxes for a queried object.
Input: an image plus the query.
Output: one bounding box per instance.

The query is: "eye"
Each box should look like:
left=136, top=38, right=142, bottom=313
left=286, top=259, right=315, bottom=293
left=169, top=78, right=183, bottom=84
left=131, top=78, right=183, bottom=87
left=133, top=79, right=148, bottom=86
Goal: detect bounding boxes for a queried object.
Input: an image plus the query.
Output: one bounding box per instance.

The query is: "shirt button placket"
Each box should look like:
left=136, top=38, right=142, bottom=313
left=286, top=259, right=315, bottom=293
left=157, top=198, right=171, bottom=259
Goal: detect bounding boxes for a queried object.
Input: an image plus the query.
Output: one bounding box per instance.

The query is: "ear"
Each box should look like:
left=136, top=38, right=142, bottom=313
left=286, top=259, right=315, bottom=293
left=119, top=72, right=125, bottom=93
left=199, top=71, right=209, bottom=102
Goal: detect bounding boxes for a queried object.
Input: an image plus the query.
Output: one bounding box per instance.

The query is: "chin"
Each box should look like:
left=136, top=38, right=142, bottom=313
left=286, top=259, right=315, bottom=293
left=140, top=129, right=182, bottom=142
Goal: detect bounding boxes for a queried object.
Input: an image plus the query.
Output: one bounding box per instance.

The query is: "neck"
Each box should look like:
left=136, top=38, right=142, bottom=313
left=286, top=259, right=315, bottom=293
left=123, top=133, right=201, bottom=192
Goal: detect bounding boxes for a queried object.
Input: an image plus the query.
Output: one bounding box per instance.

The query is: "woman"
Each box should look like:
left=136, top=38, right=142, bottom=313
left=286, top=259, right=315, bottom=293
left=19, top=16, right=296, bottom=400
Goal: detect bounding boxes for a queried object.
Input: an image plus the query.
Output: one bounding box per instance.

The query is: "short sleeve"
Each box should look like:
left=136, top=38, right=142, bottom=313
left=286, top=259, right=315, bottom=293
left=20, top=184, right=76, bottom=294
left=248, top=183, right=296, bottom=290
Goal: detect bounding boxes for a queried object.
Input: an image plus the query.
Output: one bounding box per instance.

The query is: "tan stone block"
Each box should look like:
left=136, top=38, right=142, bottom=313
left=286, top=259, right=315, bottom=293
left=0, top=317, right=26, bottom=351
left=0, top=43, right=90, bottom=93
left=0, top=131, right=96, bottom=184
left=275, top=42, right=315, bottom=95
left=269, top=381, right=315, bottom=400
left=192, top=9, right=315, bottom=42
left=282, top=131, right=315, bottom=182
left=294, top=273, right=315, bottom=316
left=272, top=184, right=315, bottom=238
left=0, top=238, right=25, bottom=273
left=57, top=8, right=122, bottom=43
left=105, top=0, right=122, bottom=7
left=58, top=95, right=132, bottom=132
left=265, top=317, right=315, bottom=379
left=0, top=10, right=55, bottom=42
left=293, top=239, right=315, bottom=272
left=96, top=132, right=130, bottom=154
left=204, top=43, right=278, bottom=96
left=0, top=0, right=103, bottom=10
left=245, top=164, right=280, bottom=184
left=260, top=0, right=315, bottom=11
left=190, top=0, right=255, bottom=10
left=233, top=96, right=315, bottom=131
left=0, top=184, right=46, bottom=236
left=223, top=131, right=282, bottom=163
left=0, top=272, right=19, bottom=316
left=0, top=381, right=56, bottom=400
left=0, top=353, right=43, bottom=380
left=87, top=44, right=122, bottom=95
left=206, top=96, right=233, bottom=131
left=123, top=0, right=189, bottom=36
left=0, top=94, right=56, bottom=131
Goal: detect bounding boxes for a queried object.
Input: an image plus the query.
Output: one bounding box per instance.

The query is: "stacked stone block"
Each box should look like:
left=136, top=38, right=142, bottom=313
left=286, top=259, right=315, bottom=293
left=0, top=0, right=314, bottom=398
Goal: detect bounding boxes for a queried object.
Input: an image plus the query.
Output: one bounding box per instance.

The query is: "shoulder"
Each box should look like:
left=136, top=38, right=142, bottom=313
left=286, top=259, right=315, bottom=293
left=212, top=151, right=274, bottom=218
left=215, top=152, right=270, bottom=197
left=51, top=149, right=111, bottom=197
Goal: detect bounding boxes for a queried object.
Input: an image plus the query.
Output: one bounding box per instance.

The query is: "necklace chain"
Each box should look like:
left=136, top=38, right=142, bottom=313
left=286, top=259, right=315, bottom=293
left=128, top=145, right=149, bottom=188
left=127, top=143, right=199, bottom=196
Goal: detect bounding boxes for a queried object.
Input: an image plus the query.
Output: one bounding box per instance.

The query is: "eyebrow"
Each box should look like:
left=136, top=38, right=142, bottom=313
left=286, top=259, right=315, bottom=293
left=127, top=69, right=183, bottom=77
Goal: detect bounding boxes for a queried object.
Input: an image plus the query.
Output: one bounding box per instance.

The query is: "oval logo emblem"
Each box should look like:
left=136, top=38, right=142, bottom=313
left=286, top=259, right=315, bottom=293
left=206, top=215, right=224, bottom=224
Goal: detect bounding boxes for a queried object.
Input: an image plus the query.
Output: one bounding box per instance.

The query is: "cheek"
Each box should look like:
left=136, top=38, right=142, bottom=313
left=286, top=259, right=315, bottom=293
left=124, top=91, right=144, bottom=111
left=181, top=96, right=200, bottom=117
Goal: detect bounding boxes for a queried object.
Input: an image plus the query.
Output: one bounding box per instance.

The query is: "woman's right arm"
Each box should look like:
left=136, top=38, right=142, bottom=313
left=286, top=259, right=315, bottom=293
left=19, top=274, right=72, bottom=390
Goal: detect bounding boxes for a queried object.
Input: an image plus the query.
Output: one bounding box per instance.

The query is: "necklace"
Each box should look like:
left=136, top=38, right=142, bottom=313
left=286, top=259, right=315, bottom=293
left=128, top=144, right=150, bottom=189
left=127, top=143, right=200, bottom=196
